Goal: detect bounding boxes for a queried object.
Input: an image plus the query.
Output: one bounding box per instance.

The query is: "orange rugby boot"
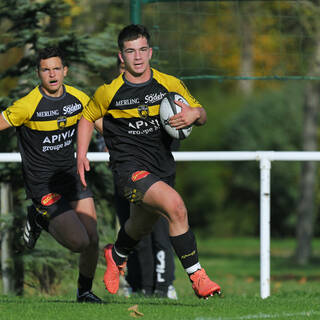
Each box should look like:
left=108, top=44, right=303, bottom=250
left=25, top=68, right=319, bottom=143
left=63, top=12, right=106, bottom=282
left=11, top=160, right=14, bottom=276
left=103, top=244, right=127, bottom=294
left=190, top=268, right=221, bottom=299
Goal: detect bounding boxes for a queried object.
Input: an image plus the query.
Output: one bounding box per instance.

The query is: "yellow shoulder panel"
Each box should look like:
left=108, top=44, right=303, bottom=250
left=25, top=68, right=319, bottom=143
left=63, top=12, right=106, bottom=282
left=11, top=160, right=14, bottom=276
left=83, top=75, right=124, bottom=122
left=152, top=68, right=202, bottom=108
left=3, top=87, right=43, bottom=127
left=64, top=85, right=90, bottom=106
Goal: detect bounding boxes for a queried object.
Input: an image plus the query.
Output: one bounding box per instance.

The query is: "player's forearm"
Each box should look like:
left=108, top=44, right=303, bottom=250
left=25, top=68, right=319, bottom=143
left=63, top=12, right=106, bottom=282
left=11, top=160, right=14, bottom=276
left=194, top=107, right=207, bottom=126
left=77, top=116, right=94, bottom=158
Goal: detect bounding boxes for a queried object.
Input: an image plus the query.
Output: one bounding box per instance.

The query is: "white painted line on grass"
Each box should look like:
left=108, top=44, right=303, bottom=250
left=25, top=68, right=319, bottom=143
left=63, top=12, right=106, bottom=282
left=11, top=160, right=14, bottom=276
left=196, top=310, right=320, bottom=320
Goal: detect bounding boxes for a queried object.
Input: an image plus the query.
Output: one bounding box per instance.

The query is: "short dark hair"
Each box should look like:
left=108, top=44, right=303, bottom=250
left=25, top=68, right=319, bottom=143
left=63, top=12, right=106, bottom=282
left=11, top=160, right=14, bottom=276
left=36, top=47, right=66, bottom=69
left=118, top=24, right=151, bottom=51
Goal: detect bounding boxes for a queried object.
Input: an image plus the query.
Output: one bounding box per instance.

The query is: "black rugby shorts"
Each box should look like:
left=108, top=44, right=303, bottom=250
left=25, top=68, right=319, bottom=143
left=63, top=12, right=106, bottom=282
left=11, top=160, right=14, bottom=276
left=113, top=169, right=175, bottom=204
left=30, top=168, right=93, bottom=230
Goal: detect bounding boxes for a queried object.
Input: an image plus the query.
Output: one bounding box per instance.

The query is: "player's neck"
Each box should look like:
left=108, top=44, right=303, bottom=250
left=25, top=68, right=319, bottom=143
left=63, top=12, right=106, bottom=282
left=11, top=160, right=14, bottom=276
left=124, top=68, right=152, bottom=84
left=40, top=85, right=64, bottom=98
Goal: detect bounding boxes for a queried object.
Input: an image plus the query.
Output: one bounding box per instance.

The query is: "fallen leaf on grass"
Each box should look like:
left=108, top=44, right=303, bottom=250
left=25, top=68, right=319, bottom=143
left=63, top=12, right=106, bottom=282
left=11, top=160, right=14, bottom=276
left=128, top=304, right=144, bottom=317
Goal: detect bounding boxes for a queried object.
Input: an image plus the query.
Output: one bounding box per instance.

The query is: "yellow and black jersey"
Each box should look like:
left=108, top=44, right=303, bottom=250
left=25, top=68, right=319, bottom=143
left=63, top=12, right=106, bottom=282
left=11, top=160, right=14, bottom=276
left=2, top=85, right=89, bottom=197
left=83, top=68, right=202, bottom=177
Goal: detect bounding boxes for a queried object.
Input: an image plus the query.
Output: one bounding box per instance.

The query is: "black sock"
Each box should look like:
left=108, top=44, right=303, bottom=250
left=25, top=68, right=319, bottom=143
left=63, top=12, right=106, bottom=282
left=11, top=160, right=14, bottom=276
left=112, top=227, right=139, bottom=265
left=170, top=229, right=199, bottom=270
left=77, top=273, right=93, bottom=295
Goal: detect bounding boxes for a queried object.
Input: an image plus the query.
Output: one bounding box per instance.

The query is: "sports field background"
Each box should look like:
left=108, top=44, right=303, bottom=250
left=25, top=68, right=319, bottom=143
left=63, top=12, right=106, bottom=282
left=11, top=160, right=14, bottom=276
left=1, top=1, right=320, bottom=319
left=1, top=237, right=320, bottom=320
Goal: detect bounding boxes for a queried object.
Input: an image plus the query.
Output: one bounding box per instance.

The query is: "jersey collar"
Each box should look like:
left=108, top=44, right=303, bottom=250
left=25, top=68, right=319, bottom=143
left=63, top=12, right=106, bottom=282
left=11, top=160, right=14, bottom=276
left=38, top=84, right=67, bottom=101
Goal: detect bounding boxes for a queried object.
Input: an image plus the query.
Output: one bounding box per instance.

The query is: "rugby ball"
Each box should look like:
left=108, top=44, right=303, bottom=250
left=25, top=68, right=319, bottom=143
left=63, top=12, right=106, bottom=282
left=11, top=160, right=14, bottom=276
left=159, top=92, right=192, bottom=140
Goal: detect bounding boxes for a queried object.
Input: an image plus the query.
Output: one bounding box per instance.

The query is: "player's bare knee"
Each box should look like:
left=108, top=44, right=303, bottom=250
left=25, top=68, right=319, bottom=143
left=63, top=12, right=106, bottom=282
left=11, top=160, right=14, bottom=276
left=170, top=201, right=187, bottom=224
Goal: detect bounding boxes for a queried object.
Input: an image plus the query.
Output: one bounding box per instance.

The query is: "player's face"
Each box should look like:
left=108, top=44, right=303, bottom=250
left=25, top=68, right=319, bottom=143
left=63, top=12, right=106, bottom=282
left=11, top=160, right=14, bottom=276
left=38, top=57, right=68, bottom=97
left=120, top=36, right=152, bottom=82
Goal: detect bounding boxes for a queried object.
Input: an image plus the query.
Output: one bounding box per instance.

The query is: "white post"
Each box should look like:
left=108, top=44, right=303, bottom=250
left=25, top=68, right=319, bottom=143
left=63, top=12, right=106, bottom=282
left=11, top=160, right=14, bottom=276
left=5, top=150, right=320, bottom=299
left=259, top=157, right=271, bottom=299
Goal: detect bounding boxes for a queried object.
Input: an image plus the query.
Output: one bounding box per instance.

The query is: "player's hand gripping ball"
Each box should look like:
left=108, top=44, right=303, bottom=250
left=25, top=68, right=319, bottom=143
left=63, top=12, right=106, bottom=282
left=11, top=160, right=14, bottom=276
left=159, top=92, right=193, bottom=140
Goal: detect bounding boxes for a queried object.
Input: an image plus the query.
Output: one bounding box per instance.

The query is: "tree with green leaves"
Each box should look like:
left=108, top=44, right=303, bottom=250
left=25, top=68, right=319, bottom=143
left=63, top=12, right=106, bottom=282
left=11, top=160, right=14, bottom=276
left=0, top=0, right=120, bottom=295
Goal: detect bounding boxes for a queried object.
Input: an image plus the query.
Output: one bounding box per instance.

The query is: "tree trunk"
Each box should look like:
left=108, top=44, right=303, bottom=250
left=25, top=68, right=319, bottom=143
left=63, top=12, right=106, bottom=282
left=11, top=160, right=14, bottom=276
left=238, top=2, right=254, bottom=95
left=295, top=37, right=320, bottom=265
left=0, top=182, right=24, bottom=295
left=12, top=210, right=24, bottom=296
left=1, top=183, right=14, bottom=294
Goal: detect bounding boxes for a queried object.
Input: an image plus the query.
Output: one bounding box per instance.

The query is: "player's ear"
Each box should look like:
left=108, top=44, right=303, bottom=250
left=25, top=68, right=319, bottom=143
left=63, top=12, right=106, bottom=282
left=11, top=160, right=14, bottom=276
left=119, top=51, right=125, bottom=63
left=63, top=66, right=68, bottom=77
left=148, top=47, right=153, bottom=60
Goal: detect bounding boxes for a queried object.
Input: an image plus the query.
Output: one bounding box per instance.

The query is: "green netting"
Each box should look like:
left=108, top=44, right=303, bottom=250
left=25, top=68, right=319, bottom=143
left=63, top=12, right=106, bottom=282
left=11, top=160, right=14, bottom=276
left=129, top=0, right=320, bottom=80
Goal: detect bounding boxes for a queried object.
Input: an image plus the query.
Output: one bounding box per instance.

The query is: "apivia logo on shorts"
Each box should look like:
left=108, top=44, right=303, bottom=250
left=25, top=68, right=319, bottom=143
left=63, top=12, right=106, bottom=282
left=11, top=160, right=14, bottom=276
left=131, top=170, right=150, bottom=182
left=137, top=105, right=149, bottom=119
left=62, top=103, right=82, bottom=115
left=41, top=193, right=61, bottom=206
left=57, top=116, right=67, bottom=129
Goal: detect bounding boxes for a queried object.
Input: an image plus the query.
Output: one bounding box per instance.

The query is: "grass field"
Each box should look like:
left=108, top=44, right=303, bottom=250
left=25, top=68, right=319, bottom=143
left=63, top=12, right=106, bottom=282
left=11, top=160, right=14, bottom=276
left=1, top=237, right=320, bottom=320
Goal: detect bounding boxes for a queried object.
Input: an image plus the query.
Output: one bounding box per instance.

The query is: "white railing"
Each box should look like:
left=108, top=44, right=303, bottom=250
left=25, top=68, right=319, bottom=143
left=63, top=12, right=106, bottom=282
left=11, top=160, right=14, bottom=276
left=2, top=150, right=320, bottom=299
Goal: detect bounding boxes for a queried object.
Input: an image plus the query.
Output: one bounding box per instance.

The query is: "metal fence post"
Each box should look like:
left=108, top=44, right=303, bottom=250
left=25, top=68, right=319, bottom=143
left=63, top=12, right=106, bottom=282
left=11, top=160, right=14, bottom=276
left=260, top=157, right=271, bottom=299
